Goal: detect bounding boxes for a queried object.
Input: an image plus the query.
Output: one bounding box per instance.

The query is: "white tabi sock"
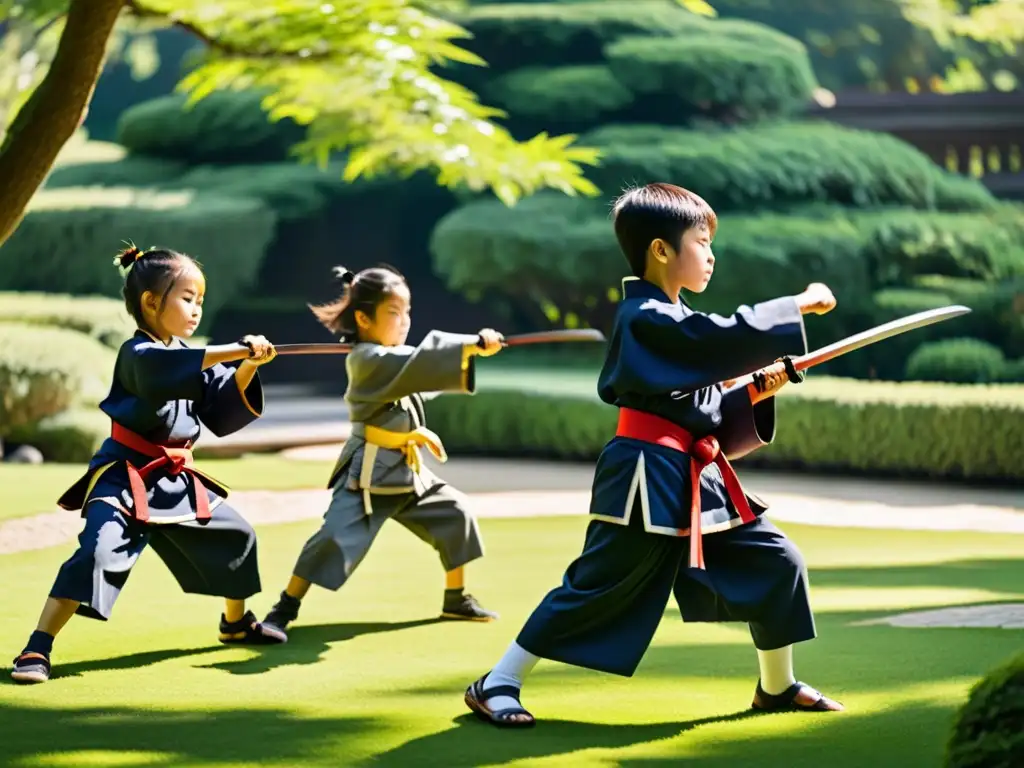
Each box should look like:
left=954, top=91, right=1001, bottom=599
left=482, top=641, right=540, bottom=712
left=757, top=645, right=797, bottom=695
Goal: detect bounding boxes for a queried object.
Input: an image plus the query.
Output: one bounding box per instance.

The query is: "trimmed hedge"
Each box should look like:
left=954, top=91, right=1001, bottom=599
left=423, top=370, right=1024, bottom=482
left=45, top=155, right=188, bottom=189
left=581, top=123, right=998, bottom=213
left=905, top=338, right=1010, bottom=385
left=5, top=408, right=109, bottom=464
left=117, top=91, right=307, bottom=165
left=44, top=154, right=374, bottom=223
left=484, top=65, right=634, bottom=125
left=0, top=188, right=276, bottom=324
left=0, top=292, right=134, bottom=349
left=457, top=1, right=804, bottom=76
left=945, top=652, right=1024, bottom=768
left=0, top=323, right=115, bottom=437
left=604, top=34, right=816, bottom=122
left=431, top=194, right=1024, bottom=375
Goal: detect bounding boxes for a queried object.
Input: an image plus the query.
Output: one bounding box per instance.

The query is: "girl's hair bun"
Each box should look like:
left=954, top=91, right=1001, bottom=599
left=332, top=265, right=356, bottom=286
left=114, top=243, right=145, bottom=271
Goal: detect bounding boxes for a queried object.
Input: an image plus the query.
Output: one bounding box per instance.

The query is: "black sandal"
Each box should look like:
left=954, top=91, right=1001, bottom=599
left=465, top=673, right=536, bottom=728
left=11, top=651, right=51, bottom=684
left=218, top=610, right=288, bottom=645
left=752, top=680, right=844, bottom=712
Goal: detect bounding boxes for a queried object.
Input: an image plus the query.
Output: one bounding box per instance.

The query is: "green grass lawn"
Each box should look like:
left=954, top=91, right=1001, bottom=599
left=0, top=455, right=337, bottom=522
left=2, top=516, right=1022, bottom=767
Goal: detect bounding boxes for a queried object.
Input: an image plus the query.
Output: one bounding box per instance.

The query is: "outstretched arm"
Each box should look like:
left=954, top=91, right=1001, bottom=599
left=619, top=283, right=835, bottom=396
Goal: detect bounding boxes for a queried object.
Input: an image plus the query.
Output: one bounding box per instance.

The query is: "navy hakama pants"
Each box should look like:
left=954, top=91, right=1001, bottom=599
left=50, top=499, right=262, bottom=621
left=516, top=513, right=816, bottom=677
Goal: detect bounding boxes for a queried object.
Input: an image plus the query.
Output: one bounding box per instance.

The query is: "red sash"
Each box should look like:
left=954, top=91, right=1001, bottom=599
left=110, top=423, right=211, bottom=523
left=615, top=408, right=756, bottom=570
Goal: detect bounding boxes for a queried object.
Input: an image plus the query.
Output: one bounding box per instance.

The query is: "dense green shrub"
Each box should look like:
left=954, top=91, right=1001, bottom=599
left=604, top=34, right=816, bottom=121
left=866, top=207, right=1024, bottom=283
left=45, top=155, right=188, bottom=189
left=117, top=91, right=307, bottom=165
left=432, top=194, right=1024, bottom=374
left=944, top=652, right=1024, bottom=768
left=45, top=153, right=369, bottom=223
left=457, top=1, right=798, bottom=74
left=424, top=370, right=1024, bottom=482
left=0, top=188, right=276, bottom=324
left=905, top=338, right=1007, bottom=384
left=999, top=358, right=1024, bottom=383
left=6, top=408, right=109, bottom=463
left=484, top=66, right=634, bottom=125
left=0, top=292, right=134, bottom=349
left=0, top=324, right=115, bottom=437
left=582, top=123, right=997, bottom=213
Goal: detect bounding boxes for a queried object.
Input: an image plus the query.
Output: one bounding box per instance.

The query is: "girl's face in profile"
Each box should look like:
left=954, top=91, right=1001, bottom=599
left=143, top=262, right=205, bottom=342
left=357, top=282, right=412, bottom=347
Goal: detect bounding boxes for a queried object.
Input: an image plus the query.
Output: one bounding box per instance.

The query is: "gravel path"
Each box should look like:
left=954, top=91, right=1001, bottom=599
left=2, top=458, right=1020, bottom=555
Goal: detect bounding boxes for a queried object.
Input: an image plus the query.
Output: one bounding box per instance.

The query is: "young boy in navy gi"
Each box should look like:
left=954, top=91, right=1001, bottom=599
left=464, top=182, right=844, bottom=727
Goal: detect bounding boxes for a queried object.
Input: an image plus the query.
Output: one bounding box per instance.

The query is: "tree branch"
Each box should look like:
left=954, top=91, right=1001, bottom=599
left=0, top=0, right=125, bottom=247
left=122, top=0, right=331, bottom=60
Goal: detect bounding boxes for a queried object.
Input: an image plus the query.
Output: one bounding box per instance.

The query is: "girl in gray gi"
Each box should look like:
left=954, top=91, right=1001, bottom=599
left=263, top=265, right=504, bottom=636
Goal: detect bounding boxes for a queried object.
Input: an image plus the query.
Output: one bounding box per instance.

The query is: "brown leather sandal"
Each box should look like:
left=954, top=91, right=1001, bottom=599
left=465, top=674, right=536, bottom=728
left=752, top=680, right=845, bottom=712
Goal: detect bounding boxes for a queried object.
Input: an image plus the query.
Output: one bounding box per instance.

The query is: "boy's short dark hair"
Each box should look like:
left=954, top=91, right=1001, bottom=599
left=611, top=183, right=717, bottom=278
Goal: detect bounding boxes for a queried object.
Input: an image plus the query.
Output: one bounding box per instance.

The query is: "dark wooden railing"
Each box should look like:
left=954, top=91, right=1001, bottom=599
left=807, top=90, right=1024, bottom=200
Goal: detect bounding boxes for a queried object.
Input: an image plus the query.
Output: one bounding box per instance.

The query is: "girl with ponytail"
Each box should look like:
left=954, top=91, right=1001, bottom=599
left=11, top=243, right=286, bottom=685
left=262, top=264, right=505, bottom=633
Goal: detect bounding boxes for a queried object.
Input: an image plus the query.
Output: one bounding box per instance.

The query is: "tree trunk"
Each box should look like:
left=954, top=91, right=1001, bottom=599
left=0, top=0, right=124, bottom=247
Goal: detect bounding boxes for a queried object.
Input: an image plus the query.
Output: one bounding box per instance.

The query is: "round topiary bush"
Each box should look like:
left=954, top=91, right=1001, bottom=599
left=0, top=292, right=134, bottom=349
left=117, top=90, right=307, bottom=165
left=604, top=32, right=816, bottom=122
left=904, top=338, right=1007, bottom=384
left=0, top=323, right=116, bottom=437
left=945, top=652, right=1024, bottom=768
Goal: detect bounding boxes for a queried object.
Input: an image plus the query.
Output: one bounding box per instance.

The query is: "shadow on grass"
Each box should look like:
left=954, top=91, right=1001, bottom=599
left=202, top=618, right=444, bottom=675
left=0, top=646, right=227, bottom=686
left=616, top=700, right=957, bottom=768
left=363, top=710, right=765, bottom=768
left=0, top=702, right=380, bottom=766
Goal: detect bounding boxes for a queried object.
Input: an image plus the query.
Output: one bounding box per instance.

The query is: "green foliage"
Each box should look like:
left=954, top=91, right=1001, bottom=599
left=424, top=371, right=1024, bottom=482
left=44, top=154, right=187, bottom=190
left=1, top=0, right=603, bottom=232
left=0, top=291, right=133, bottom=348
left=904, top=338, right=1008, bottom=384
left=484, top=66, right=633, bottom=124
left=432, top=194, right=1024, bottom=378
left=604, top=33, right=816, bottom=121
left=944, top=651, right=1024, bottom=768
left=6, top=407, right=108, bottom=463
left=0, top=187, right=275, bottom=323
left=582, top=122, right=997, bottom=212
left=866, top=206, right=1024, bottom=283
left=116, top=91, right=308, bottom=165
left=42, top=149, right=368, bottom=222
left=129, top=0, right=601, bottom=206
left=0, top=322, right=114, bottom=437
left=459, top=1, right=742, bottom=71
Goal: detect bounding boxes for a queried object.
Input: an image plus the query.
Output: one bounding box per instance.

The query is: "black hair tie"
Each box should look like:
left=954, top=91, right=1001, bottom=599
left=780, top=355, right=805, bottom=384
left=752, top=356, right=805, bottom=393
left=238, top=337, right=257, bottom=358
left=332, top=266, right=356, bottom=286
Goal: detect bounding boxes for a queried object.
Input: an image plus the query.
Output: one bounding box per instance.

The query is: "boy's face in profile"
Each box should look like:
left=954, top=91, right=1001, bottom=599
left=653, top=223, right=715, bottom=294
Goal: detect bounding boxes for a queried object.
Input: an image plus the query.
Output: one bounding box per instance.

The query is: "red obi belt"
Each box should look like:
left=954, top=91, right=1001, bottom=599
left=111, top=423, right=212, bottom=523
left=615, top=408, right=756, bottom=570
